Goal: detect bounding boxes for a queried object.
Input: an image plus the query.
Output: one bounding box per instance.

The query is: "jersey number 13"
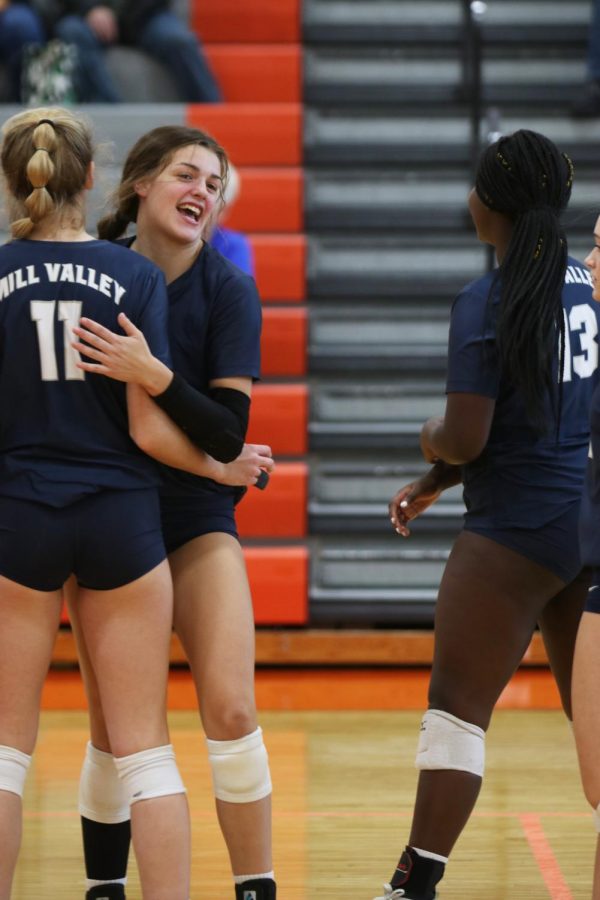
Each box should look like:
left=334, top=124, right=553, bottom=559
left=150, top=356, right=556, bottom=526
left=562, top=304, right=599, bottom=382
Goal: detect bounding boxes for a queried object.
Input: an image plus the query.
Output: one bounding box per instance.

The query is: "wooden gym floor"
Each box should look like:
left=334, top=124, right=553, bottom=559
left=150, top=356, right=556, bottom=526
left=14, top=666, right=596, bottom=900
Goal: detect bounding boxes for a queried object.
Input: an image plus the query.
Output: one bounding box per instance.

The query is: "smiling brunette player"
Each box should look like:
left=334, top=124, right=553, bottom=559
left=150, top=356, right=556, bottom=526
left=67, top=126, right=277, bottom=900
left=377, top=130, right=600, bottom=900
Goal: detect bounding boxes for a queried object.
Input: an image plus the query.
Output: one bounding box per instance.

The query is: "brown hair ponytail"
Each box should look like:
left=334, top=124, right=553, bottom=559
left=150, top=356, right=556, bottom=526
left=1, top=106, right=94, bottom=239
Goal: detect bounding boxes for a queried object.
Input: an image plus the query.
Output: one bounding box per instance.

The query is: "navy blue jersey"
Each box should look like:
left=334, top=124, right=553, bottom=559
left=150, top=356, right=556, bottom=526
left=579, top=382, right=600, bottom=566
left=119, top=240, right=261, bottom=501
left=0, top=239, right=171, bottom=507
left=446, top=257, right=599, bottom=530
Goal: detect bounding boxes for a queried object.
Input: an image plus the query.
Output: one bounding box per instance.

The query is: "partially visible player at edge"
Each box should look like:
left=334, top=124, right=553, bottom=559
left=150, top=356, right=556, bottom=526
left=67, top=125, right=278, bottom=900
left=376, top=130, right=600, bottom=899
left=573, top=216, right=600, bottom=900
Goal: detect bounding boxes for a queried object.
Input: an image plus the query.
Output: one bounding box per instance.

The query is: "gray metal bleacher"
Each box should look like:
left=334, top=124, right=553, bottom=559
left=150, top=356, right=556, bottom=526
left=304, top=0, right=600, bottom=626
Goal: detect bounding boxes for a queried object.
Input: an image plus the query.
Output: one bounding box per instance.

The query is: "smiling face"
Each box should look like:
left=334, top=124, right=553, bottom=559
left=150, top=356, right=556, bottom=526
left=134, top=143, right=223, bottom=246
left=585, top=215, right=600, bottom=303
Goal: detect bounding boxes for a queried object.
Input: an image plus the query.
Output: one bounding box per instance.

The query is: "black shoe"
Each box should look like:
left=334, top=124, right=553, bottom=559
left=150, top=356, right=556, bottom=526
left=571, top=81, right=600, bottom=118
left=386, top=846, right=444, bottom=900
left=86, top=886, right=126, bottom=900
left=235, top=878, right=277, bottom=900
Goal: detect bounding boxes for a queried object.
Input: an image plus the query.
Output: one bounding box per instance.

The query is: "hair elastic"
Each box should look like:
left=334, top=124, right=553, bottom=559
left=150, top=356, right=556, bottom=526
left=36, top=119, right=54, bottom=128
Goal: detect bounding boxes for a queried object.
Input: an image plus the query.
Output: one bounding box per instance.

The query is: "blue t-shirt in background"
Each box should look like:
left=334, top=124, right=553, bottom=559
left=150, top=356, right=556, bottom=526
left=210, top=227, right=254, bottom=277
left=0, top=239, right=171, bottom=506
left=446, top=257, right=599, bottom=530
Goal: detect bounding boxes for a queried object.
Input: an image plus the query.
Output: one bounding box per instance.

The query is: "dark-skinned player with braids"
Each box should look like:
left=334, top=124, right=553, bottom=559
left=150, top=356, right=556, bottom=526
left=373, top=130, right=600, bottom=899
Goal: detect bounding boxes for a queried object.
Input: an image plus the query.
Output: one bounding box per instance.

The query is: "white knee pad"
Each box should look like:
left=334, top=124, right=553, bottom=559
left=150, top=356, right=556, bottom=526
left=206, top=726, right=272, bottom=804
left=416, top=709, right=485, bottom=778
left=79, top=742, right=129, bottom=824
left=114, top=744, right=186, bottom=807
left=0, top=745, right=31, bottom=797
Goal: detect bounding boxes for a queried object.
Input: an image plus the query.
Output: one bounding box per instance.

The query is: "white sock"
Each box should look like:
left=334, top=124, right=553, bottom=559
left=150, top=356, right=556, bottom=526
left=233, top=871, right=275, bottom=884
left=411, top=846, right=448, bottom=864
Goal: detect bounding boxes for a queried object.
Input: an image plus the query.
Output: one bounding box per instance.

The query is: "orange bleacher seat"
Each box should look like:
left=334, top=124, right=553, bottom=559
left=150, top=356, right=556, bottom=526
left=251, top=235, right=306, bottom=302
left=227, top=167, right=303, bottom=234
left=248, top=384, right=308, bottom=456
left=187, top=104, right=302, bottom=166
left=245, top=545, right=308, bottom=624
left=261, top=307, right=307, bottom=377
left=205, top=46, right=302, bottom=103
left=193, top=0, right=301, bottom=43
left=237, top=462, right=308, bottom=538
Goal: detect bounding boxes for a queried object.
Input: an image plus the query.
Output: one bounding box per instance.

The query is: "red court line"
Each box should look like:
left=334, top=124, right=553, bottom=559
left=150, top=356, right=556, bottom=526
left=520, top=813, right=573, bottom=900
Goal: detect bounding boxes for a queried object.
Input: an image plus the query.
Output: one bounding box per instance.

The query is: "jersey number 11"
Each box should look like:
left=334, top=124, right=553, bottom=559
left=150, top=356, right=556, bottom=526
left=30, top=300, right=85, bottom=382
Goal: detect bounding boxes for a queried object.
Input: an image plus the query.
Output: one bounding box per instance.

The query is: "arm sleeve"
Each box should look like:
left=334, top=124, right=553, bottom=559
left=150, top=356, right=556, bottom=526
left=152, top=374, right=250, bottom=463
left=445, top=285, right=500, bottom=399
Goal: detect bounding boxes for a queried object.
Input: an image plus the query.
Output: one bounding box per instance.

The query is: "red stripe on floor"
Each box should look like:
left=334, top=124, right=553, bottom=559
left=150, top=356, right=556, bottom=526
left=520, top=813, right=573, bottom=900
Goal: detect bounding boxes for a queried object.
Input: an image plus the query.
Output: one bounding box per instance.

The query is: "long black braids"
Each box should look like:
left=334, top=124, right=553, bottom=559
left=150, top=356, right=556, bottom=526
left=475, top=129, right=574, bottom=434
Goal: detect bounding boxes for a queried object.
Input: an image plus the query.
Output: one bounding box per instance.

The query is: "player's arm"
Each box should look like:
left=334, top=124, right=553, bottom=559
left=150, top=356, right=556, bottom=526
left=389, top=460, right=462, bottom=537
left=73, top=313, right=250, bottom=462
left=152, top=370, right=251, bottom=463
left=420, top=392, right=495, bottom=465
left=126, top=383, right=273, bottom=486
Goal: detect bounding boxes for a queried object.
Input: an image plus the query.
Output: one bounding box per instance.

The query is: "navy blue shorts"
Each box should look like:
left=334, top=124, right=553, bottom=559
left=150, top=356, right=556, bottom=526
left=160, top=494, right=238, bottom=555
left=465, top=505, right=582, bottom=585
left=585, top=568, right=600, bottom=613
left=0, top=489, right=166, bottom=591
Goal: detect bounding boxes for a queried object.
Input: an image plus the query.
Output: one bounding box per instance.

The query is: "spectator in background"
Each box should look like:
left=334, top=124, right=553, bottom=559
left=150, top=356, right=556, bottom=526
left=210, top=164, right=255, bottom=276
left=572, top=0, right=600, bottom=117
left=0, top=1, right=46, bottom=101
left=34, top=0, right=221, bottom=103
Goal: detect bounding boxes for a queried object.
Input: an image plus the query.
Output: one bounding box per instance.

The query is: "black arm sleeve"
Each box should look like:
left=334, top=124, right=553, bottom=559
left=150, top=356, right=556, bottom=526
left=152, top=372, right=250, bottom=463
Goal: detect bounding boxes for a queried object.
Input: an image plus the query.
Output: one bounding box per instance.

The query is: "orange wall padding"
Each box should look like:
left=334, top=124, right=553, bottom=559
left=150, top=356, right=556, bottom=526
left=245, top=545, right=308, bottom=624
left=193, top=0, right=301, bottom=43
left=227, top=167, right=303, bottom=233
left=237, top=461, right=308, bottom=538
left=205, top=45, right=302, bottom=103
left=186, top=103, right=302, bottom=166
left=248, top=383, right=308, bottom=455
left=251, top=235, right=306, bottom=302
left=261, top=307, right=307, bottom=377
